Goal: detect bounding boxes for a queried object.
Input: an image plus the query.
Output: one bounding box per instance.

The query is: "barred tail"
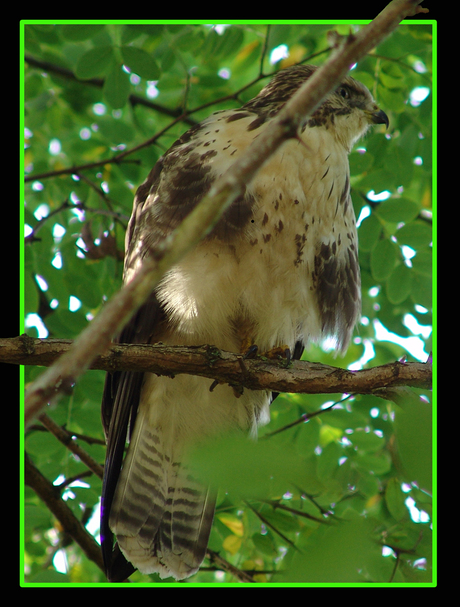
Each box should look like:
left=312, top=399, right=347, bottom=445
left=108, top=407, right=216, bottom=580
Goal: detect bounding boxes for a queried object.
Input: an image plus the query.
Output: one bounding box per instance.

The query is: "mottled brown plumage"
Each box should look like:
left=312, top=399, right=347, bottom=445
left=101, top=64, right=388, bottom=581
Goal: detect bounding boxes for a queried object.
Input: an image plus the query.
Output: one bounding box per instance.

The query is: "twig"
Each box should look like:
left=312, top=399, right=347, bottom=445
left=28, top=422, right=106, bottom=446
left=37, top=413, right=104, bottom=479
left=22, top=1, right=428, bottom=429
left=24, top=112, right=191, bottom=184
left=205, top=549, right=256, bottom=583
left=262, top=499, right=329, bottom=525
left=262, top=397, right=350, bottom=438
left=244, top=500, right=300, bottom=551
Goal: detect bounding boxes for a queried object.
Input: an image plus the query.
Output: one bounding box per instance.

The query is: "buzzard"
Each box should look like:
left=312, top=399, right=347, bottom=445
left=101, top=64, right=388, bottom=581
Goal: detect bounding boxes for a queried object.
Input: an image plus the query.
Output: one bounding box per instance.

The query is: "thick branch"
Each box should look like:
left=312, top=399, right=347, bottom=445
left=9, top=336, right=432, bottom=395
left=23, top=1, right=428, bottom=428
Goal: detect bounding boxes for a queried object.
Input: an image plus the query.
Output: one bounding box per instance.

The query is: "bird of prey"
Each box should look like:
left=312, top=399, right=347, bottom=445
left=101, top=64, right=388, bottom=582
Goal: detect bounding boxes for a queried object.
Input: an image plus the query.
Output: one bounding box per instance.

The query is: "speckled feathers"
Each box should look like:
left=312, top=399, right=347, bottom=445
left=102, top=64, right=388, bottom=581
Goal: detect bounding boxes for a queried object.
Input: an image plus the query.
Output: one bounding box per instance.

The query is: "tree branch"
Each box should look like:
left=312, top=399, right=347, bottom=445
left=37, top=412, right=104, bottom=479
left=24, top=454, right=105, bottom=575
left=9, top=336, right=432, bottom=395
left=23, top=1, right=428, bottom=428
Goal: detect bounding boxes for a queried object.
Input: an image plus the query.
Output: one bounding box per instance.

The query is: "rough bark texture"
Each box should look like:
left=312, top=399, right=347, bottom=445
left=8, top=336, right=432, bottom=395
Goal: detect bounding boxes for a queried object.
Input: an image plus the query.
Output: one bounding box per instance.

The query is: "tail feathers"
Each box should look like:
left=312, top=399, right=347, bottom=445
left=109, top=417, right=215, bottom=580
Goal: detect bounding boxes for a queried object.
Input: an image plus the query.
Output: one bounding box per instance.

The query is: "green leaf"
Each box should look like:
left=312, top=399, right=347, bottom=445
left=320, top=408, right=367, bottom=430
left=45, top=308, right=89, bottom=338
left=375, top=197, right=420, bottom=223
left=316, top=442, right=342, bottom=479
left=386, top=263, right=413, bottom=304
left=24, top=273, right=39, bottom=317
left=61, top=24, right=106, bottom=41
left=121, top=24, right=165, bottom=44
left=103, top=65, right=131, bottom=109
left=251, top=532, right=277, bottom=556
left=411, top=249, right=432, bottom=276
left=350, top=70, right=373, bottom=91
left=24, top=504, right=52, bottom=530
left=189, top=434, right=308, bottom=500
left=74, top=45, right=115, bottom=79
left=379, top=69, right=405, bottom=90
left=96, top=115, right=135, bottom=145
left=28, top=570, right=71, bottom=583
left=214, top=26, right=245, bottom=58
left=377, top=85, right=406, bottom=113
left=349, top=429, right=385, bottom=453
left=358, top=213, right=382, bottom=252
left=349, top=150, right=374, bottom=175
left=260, top=507, right=300, bottom=533
left=25, top=431, right=65, bottom=458
left=281, top=509, right=379, bottom=583
left=381, top=62, right=405, bottom=80
left=354, top=452, right=392, bottom=475
left=358, top=167, right=396, bottom=192
left=385, top=146, right=414, bottom=189
left=356, top=470, right=380, bottom=497
left=121, top=46, right=161, bottom=80
left=370, top=238, right=398, bottom=281
left=394, top=393, right=432, bottom=492
left=411, top=271, right=432, bottom=309
left=385, top=478, right=409, bottom=521
left=159, top=47, right=176, bottom=72
left=173, top=26, right=205, bottom=53
left=231, top=39, right=262, bottom=75
left=395, top=221, right=432, bottom=248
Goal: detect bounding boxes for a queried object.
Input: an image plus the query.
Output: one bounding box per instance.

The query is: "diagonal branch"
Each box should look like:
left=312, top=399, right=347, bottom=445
left=37, top=413, right=104, bottom=479
left=23, top=1, right=428, bottom=429
left=205, top=550, right=256, bottom=583
left=24, top=454, right=106, bottom=575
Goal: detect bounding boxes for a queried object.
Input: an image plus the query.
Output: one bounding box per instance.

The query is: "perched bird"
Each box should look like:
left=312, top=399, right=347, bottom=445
left=101, top=64, right=388, bottom=581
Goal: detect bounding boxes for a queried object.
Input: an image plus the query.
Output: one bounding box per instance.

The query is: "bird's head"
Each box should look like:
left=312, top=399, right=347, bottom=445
left=309, top=70, right=389, bottom=151
left=246, top=64, right=389, bottom=152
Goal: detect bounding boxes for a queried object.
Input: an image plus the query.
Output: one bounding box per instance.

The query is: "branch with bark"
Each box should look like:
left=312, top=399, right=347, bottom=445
left=23, top=0, right=428, bottom=431
left=25, top=454, right=106, bottom=575
left=9, top=336, right=431, bottom=395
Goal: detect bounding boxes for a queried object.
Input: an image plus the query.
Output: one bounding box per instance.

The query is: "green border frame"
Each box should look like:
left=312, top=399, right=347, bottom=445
left=20, top=18, right=437, bottom=588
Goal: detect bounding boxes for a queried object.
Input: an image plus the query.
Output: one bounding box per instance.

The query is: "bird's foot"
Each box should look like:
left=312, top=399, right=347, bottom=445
left=265, top=345, right=292, bottom=368
left=263, top=345, right=291, bottom=363
left=242, top=344, right=292, bottom=367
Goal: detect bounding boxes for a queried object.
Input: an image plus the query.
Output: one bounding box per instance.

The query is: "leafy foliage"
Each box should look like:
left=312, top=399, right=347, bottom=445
left=23, top=22, right=433, bottom=585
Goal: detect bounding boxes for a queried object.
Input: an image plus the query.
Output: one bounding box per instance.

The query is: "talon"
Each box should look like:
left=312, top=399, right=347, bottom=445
left=231, top=384, right=244, bottom=398
left=284, top=347, right=292, bottom=367
left=209, top=379, right=220, bottom=392
left=243, top=344, right=259, bottom=359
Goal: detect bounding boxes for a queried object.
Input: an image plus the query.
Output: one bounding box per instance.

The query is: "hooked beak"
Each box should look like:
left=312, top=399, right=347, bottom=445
left=367, top=108, right=389, bottom=129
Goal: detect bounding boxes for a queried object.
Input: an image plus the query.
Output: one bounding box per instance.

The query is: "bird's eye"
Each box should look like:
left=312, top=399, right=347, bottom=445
left=338, top=87, right=350, bottom=99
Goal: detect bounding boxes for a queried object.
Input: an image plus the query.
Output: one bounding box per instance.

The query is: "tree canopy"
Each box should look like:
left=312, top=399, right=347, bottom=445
left=22, top=21, right=433, bottom=585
